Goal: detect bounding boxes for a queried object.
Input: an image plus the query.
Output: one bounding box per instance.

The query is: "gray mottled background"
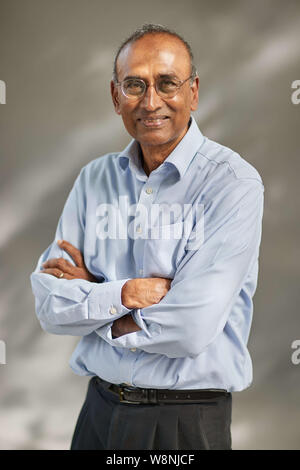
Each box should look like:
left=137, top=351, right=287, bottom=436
left=0, top=0, right=299, bottom=449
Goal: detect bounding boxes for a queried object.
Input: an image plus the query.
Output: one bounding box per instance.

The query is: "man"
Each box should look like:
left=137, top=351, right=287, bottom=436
left=30, top=24, right=264, bottom=450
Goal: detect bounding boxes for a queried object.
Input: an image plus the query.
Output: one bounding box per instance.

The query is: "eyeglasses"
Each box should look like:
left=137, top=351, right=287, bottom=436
left=116, top=75, right=195, bottom=100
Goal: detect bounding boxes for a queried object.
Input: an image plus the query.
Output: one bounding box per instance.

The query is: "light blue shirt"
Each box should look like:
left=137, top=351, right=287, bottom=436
left=30, top=116, right=264, bottom=392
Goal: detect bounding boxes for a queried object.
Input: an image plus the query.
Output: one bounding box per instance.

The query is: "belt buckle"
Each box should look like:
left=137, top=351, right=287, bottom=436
left=118, top=386, right=141, bottom=405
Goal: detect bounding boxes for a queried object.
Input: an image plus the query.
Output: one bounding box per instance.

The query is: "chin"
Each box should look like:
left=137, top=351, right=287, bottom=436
left=137, top=128, right=173, bottom=144
left=138, top=135, right=171, bottom=147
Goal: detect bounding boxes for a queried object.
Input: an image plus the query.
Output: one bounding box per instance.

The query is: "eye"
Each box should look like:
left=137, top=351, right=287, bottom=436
left=123, top=79, right=145, bottom=95
left=159, top=78, right=178, bottom=93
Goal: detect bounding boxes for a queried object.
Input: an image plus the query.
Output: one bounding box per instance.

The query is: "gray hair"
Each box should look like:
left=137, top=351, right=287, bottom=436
left=112, top=23, right=198, bottom=83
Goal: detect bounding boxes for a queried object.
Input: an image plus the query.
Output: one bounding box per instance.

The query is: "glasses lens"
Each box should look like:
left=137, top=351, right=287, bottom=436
left=157, top=78, right=180, bottom=97
left=122, top=79, right=145, bottom=98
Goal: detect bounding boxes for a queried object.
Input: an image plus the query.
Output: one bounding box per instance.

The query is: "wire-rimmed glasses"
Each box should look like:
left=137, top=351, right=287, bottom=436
left=116, top=75, right=195, bottom=100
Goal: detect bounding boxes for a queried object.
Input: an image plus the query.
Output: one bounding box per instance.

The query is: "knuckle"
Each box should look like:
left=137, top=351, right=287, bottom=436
left=57, top=258, right=65, bottom=269
left=152, top=293, right=161, bottom=303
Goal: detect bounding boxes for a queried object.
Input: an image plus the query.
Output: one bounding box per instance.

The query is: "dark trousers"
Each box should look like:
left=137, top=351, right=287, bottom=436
left=70, top=377, right=232, bottom=450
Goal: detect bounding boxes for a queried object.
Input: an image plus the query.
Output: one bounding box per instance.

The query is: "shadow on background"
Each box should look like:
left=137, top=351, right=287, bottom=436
left=0, top=0, right=300, bottom=449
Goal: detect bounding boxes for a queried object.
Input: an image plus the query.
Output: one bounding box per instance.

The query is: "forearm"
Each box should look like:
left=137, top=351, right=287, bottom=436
left=96, top=265, right=249, bottom=358
left=109, top=276, right=172, bottom=338
left=32, top=256, right=166, bottom=337
left=111, top=314, right=142, bottom=338
left=31, top=265, right=131, bottom=336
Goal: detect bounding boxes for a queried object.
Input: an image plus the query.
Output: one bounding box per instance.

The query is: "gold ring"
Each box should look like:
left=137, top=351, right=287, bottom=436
left=59, top=272, right=64, bottom=278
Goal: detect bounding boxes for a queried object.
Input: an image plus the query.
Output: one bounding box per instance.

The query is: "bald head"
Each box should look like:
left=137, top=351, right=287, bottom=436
left=113, top=23, right=197, bottom=83
left=116, top=33, right=193, bottom=85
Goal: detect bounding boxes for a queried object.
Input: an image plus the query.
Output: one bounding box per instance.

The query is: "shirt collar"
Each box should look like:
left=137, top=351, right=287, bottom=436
left=117, top=115, right=204, bottom=180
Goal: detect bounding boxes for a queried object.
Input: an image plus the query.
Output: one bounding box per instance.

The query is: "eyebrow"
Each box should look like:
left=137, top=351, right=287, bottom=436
left=122, top=72, right=180, bottom=81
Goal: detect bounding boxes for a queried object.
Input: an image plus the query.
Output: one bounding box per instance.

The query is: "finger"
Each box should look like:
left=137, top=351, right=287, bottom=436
left=57, top=240, right=84, bottom=267
left=39, top=268, right=73, bottom=280
left=42, top=257, right=76, bottom=274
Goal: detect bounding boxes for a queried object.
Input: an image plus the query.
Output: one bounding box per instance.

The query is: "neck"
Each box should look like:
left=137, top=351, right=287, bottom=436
left=140, top=124, right=189, bottom=176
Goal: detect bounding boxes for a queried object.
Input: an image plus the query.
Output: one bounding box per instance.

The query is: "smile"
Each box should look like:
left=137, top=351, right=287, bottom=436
left=138, top=117, right=170, bottom=128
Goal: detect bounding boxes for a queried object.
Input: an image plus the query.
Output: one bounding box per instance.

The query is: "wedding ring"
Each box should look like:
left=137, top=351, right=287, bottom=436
left=59, top=272, right=64, bottom=278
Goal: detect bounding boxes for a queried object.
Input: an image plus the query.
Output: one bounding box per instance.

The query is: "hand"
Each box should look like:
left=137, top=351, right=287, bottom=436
left=121, top=277, right=172, bottom=309
left=111, top=314, right=142, bottom=338
left=40, top=239, right=98, bottom=282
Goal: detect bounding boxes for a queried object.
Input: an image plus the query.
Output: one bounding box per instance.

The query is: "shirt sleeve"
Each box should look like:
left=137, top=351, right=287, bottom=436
left=95, top=179, right=264, bottom=358
left=30, top=167, right=132, bottom=336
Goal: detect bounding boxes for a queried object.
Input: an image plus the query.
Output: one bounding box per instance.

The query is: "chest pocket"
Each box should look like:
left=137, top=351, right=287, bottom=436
left=143, top=221, right=186, bottom=278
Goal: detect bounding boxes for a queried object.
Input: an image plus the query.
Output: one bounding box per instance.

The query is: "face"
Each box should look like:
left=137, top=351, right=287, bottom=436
left=111, top=34, right=199, bottom=151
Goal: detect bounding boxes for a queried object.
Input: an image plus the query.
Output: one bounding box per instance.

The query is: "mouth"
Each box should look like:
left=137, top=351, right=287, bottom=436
left=137, top=116, right=170, bottom=128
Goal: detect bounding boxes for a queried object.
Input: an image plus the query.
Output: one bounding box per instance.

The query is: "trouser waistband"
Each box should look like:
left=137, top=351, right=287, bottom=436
left=94, top=376, right=230, bottom=405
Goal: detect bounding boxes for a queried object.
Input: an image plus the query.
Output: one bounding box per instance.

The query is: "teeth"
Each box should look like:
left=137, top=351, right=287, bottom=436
left=139, top=117, right=169, bottom=126
left=143, top=119, right=166, bottom=123
left=141, top=117, right=167, bottom=121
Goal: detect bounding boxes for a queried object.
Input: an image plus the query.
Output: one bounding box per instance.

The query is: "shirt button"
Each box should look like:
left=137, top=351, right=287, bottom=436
left=130, top=348, right=137, bottom=352
left=109, top=306, right=118, bottom=315
left=145, top=187, right=153, bottom=194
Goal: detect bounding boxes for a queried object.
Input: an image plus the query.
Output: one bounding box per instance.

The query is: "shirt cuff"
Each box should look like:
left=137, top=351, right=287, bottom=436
left=94, top=308, right=161, bottom=350
left=132, top=308, right=151, bottom=336
left=88, top=278, right=132, bottom=321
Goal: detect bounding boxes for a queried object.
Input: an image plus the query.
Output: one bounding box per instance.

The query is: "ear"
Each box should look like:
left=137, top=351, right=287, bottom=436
left=190, top=76, right=199, bottom=112
left=111, top=80, right=121, bottom=115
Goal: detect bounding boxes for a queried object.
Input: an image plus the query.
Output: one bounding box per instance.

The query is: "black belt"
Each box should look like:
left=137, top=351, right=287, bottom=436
left=94, top=377, right=229, bottom=405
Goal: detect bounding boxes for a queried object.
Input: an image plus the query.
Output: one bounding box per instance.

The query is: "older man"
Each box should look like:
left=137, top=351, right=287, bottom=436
left=30, top=24, right=264, bottom=450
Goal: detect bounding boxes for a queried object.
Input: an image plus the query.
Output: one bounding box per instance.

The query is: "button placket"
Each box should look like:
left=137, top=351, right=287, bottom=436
left=134, top=179, right=157, bottom=278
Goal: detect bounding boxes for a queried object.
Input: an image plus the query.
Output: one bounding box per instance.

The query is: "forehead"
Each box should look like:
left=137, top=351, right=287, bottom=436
left=116, top=34, right=191, bottom=79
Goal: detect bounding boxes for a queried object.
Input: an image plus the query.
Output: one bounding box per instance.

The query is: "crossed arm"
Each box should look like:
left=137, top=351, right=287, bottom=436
left=40, top=239, right=171, bottom=338
left=31, top=168, right=264, bottom=358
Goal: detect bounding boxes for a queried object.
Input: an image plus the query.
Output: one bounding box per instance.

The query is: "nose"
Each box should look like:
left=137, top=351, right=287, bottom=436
left=140, top=84, right=162, bottom=111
